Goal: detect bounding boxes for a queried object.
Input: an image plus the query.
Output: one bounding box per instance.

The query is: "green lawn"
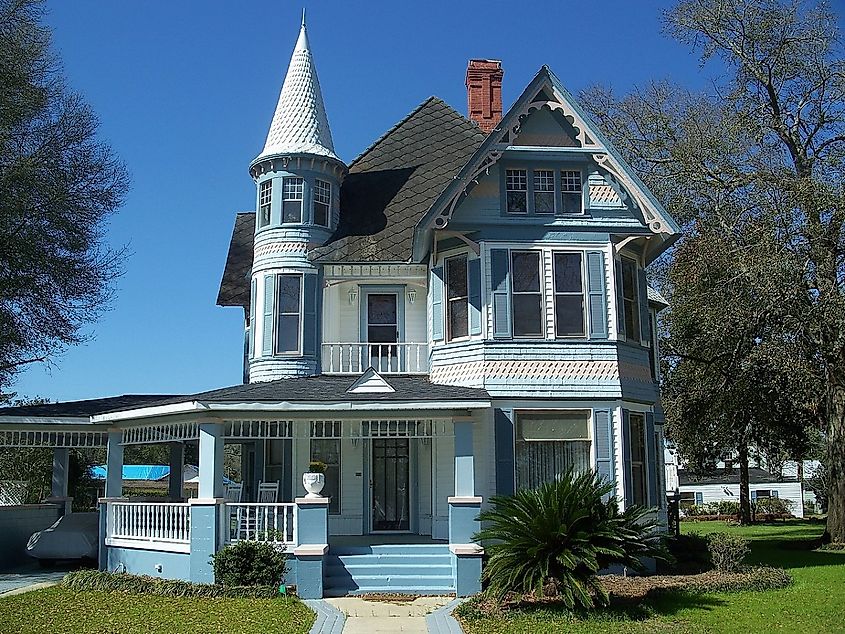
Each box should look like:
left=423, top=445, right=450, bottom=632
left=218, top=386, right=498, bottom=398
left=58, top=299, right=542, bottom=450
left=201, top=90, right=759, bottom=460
left=0, top=586, right=315, bottom=634
left=458, top=519, right=845, bottom=634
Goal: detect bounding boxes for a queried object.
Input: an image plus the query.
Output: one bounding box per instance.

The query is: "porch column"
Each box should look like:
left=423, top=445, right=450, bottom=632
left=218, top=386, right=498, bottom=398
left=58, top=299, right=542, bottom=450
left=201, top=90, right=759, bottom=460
left=105, top=431, right=124, bottom=498
left=294, top=497, right=329, bottom=599
left=168, top=442, right=184, bottom=500
left=190, top=422, right=226, bottom=584
left=449, top=418, right=483, bottom=597
left=45, top=447, right=73, bottom=515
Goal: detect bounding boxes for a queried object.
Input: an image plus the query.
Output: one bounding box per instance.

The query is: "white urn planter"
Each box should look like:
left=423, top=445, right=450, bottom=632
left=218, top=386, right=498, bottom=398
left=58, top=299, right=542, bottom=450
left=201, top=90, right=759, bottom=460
left=302, top=472, right=326, bottom=498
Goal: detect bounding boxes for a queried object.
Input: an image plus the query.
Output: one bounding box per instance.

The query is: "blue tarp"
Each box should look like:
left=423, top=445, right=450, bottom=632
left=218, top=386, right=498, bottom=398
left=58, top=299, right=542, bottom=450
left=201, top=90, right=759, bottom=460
left=90, top=465, right=170, bottom=481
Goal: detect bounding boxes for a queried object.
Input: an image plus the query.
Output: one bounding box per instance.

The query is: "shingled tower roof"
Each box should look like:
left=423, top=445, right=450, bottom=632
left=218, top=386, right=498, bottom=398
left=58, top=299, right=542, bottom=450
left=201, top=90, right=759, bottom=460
left=253, top=17, right=339, bottom=164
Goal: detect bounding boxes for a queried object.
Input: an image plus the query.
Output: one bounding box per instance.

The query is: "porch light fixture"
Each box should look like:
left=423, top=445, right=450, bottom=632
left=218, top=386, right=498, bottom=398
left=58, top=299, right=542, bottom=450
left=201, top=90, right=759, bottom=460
left=348, top=287, right=358, bottom=304
left=407, top=289, right=417, bottom=304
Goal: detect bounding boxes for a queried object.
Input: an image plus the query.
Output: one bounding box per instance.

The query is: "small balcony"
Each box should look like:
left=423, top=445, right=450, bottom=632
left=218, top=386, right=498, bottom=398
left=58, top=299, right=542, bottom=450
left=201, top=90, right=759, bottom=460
left=321, top=342, right=429, bottom=374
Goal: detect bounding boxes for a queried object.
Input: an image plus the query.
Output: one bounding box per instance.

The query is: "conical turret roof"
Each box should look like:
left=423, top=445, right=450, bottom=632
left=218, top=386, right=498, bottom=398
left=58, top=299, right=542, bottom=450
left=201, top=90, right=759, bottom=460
left=255, top=19, right=339, bottom=163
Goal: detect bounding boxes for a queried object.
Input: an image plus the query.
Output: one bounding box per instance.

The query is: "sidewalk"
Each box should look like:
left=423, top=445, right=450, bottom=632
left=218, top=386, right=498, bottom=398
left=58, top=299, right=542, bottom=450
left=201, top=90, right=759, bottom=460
left=326, top=596, right=450, bottom=633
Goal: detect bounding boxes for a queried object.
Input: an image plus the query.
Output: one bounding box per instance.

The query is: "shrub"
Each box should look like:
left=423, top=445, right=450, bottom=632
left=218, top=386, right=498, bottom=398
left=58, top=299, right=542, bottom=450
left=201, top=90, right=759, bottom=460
left=707, top=532, right=749, bottom=572
left=754, top=497, right=794, bottom=516
left=62, top=569, right=280, bottom=598
left=715, top=500, right=740, bottom=515
left=475, top=469, right=665, bottom=609
left=664, top=532, right=711, bottom=573
left=693, top=566, right=792, bottom=592
left=212, top=540, right=288, bottom=587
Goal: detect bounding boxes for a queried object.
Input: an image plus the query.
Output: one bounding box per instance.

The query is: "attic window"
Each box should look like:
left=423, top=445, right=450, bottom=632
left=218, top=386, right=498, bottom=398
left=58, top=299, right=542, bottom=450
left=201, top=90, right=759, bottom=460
left=282, top=177, right=304, bottom=223
left=313, top=179, right=331, bottom=227
left=506, top=169, right=528, bottom=213
left=533, top=170, right=555, bottom=214
left=258, top=180, right=272, bottom=228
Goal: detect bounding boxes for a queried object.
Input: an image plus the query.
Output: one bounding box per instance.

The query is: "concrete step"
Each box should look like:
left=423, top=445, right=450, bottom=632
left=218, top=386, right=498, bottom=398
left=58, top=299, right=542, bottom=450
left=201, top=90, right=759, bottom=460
left=329, top=544, right=450, bottom=556
left=326, top=554, right=451, bottom=567
left=324, top=586, right=455, bottom=597
left=324, top=574, right=455, bottom=594
left=326, top=563, right=453, bottom=577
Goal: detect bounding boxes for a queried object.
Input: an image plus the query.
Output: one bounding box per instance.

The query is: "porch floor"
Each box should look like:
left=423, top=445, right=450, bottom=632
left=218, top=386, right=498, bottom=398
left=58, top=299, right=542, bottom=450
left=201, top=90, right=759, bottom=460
left=328, top=534, right=446, bottom=547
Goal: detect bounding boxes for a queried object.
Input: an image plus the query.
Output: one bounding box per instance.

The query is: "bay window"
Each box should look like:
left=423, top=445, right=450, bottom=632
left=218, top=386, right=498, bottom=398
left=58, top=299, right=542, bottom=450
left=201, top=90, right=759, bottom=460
left=282, top=177, right=304, bottom=223
left=275, top=274, right=301, bottom=354
left=446, top=255, right=469, bottom=341
left=553, top=252, right=585, bottom=337
left=511, top=251, right=543, bottom=337
left=516, top=411, right=591, bottom=490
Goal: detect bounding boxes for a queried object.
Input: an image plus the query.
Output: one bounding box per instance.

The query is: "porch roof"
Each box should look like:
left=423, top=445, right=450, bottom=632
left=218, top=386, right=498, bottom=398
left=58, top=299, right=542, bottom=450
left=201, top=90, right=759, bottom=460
left=93, top=375, right=491, bottom=423
left=0, top=394, right=182, bottom=427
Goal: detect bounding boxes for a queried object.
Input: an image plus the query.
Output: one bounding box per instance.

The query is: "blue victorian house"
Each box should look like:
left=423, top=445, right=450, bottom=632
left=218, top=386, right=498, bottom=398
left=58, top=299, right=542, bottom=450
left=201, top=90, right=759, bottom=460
left=0, top=18, right=678, bottom=598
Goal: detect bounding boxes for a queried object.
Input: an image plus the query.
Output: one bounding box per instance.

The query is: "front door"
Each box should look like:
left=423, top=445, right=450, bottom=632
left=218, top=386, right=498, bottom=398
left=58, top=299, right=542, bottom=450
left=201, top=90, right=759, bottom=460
left=371, top=438, right=411, bottom=531
left=366, top=293, right=399, bottom=372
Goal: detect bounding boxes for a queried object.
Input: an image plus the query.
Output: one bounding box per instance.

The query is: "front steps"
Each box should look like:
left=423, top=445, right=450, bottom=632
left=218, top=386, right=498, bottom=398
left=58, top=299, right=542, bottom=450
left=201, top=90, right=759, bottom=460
left=323, top=543, right=455, bottom=596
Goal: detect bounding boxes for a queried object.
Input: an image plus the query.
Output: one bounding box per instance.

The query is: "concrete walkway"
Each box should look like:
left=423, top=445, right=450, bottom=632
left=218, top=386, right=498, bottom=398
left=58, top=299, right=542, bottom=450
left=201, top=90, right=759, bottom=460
left=326, top=596, right=451, bottom=633
left=0, top=564, right=68, bottom=596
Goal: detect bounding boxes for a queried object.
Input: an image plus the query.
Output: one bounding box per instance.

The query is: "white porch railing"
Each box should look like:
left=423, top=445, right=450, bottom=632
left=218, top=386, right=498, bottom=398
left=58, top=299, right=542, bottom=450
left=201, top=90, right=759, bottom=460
left=322, top=342, right=429, bottom=374
left=225, top=503, right=297, bottom=545
left=107, top=501, right=191, bottom=553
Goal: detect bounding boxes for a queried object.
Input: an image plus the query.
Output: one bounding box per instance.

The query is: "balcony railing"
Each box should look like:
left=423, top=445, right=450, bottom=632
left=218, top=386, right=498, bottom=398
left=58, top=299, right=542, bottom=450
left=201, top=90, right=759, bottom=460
left=321, top=342, right=429, bottom=374
left=224, top=503, right=297, bottom=545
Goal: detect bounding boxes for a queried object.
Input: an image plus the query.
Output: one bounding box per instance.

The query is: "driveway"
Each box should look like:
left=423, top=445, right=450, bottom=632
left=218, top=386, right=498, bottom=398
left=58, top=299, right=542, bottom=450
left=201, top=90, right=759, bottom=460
left=0, top=564, right=71, bottom=596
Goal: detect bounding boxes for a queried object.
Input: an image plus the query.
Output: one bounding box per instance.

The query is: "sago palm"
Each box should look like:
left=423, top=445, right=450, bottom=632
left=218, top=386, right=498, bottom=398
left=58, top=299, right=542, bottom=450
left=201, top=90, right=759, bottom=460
left=475, top=469, right=663, bottom=608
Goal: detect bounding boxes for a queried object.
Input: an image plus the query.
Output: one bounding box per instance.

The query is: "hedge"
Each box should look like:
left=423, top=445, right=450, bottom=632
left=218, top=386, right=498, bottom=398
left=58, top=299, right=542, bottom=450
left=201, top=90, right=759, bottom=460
left=62, top=569, right=282, bottom=599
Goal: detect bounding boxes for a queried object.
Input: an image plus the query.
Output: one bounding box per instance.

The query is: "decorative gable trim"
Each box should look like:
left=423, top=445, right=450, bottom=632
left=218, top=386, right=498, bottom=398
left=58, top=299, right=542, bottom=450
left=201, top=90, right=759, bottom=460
left=346, top=368, right=396, bottom=393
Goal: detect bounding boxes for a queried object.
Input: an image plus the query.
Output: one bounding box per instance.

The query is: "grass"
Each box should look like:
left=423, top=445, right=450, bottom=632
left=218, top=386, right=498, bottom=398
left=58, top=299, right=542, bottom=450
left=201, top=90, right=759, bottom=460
left=457, top=519, right=845, bottom=634
left=0, top=585, right=315, bottom=634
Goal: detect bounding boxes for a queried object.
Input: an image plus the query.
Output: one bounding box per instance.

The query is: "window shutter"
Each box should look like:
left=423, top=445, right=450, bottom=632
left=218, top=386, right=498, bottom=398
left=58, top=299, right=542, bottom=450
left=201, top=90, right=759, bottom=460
left=638, top=267, right=650, bottom=344
left=262, top=275, right=275, bottom=356
left=490, top=249, right=511, bottom=338
left=751, top=490, right=758, bottom=503
left=586, top=251, right=608, bottom=339
left=621, top=409, right=633, bottom=507
left=615, top=260, right=625, bottom=339
left=249, top=278, right=257, bottom=359
left=593, top=409, right=614, bottom=500
left=645, top=412, right=657, bottom=507
left=695, top=492, right=703, bottom=505
left=302, top=274, right=318, bottom=357
left=494, top=408, right=515, bottom=496
left=468, top=257, right=482, bottom=336
left=430, top=266, right=444, bottom=341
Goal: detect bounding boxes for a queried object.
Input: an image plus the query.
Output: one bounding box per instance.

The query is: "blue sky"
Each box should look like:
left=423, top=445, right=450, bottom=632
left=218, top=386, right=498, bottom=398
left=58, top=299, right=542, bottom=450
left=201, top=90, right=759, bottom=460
left=13, top=1, right=741, bottom=400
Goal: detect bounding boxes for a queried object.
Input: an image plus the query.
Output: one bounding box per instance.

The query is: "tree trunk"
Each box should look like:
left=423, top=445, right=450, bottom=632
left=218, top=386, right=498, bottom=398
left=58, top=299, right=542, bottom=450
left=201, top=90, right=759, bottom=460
left=825, top=373, right=845, bottom=544
left=738, top=444, right=753, bottom=525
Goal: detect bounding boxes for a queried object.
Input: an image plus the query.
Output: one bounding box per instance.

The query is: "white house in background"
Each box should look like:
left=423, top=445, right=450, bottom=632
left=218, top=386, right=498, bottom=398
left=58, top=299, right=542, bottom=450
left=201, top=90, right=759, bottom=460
left=0, top=18, right=679, bottom=597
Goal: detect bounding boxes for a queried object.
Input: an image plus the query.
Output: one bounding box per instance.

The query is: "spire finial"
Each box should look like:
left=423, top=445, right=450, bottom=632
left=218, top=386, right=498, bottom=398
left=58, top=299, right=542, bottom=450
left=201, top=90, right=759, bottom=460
left=301, top=7, right=306, bottom=28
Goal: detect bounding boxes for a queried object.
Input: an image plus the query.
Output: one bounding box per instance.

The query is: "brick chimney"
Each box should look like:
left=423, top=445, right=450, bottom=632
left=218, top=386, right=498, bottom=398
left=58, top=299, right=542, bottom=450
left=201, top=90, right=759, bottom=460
left=465, top=59, right=503, bottom=133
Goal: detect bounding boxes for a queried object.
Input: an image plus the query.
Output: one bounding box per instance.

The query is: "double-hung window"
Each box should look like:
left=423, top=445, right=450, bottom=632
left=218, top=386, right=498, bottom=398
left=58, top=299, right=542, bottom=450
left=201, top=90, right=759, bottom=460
left=258, top=180, right=272, bottom=228
left=506, top=169, right=528, bottom=213
left=511, top=251, right=543, bottom=337
left=516, top=411, right=591, bottom=490
left=553, top=252, right=585, bottom=337
left=311, top=438, right=341, bottom=515
left=275, top=274, right=301, bottom=354
left=533, top=170, right=555, bottom=214
left=313, top=179, right=331, bottom=227
left=282, top=177, right=304, bottom=223
left=446, top=255, right=469, bottom=341
left=621, top=257, right=640, bottom=340
left=629, top=413, right=647, bottom=506
left=560, top=170, right=583, bottom=214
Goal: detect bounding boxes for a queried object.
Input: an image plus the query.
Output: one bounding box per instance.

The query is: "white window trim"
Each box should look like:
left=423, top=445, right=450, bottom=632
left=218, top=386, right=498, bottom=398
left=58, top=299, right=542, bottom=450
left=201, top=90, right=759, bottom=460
left=274, top=273, right=303, bottom=356
left=258, top=179, right=273, bottom=228
left=445, top=253, right=470, bottom=343
left=313, top=178, right=331, bottom=228
left=505, top=168, right=528, bottom=214
left=510, top=249, right=545, bottom=339
left=281, top=176, right=304, bottom=224
left=502, top=166, right=587, bottom=216
left=552, top=250, right=587, bottom=339
left=620, top=256, right=641, bottom=343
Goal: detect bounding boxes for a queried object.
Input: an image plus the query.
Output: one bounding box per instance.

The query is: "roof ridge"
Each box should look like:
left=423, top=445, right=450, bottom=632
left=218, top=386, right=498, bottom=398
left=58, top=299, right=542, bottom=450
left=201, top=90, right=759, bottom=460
left=349, top=96, right=442, bottom=168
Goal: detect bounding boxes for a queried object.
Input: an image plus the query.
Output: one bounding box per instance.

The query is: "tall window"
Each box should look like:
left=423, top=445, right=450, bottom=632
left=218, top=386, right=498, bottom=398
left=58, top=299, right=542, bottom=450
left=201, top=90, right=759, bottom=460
left=560, top=170, right=583, bottom=214
left=553, top=252, right=585, bottom=337
left=258, top=180, right=272, bottom=228
left=311, top=439, right=340, bottom=514
left=533, top=170, right=555, bottom=214
left=511, top=251, right=543, bottom=337
left=621, top=258, right=640, bottom=340
left=275, top=274, right=301, bottom=354
left=282, top=177, right=304, bottom=223
left=629, top=413, right=647, bottom=506
left=313, top=179, right=331, bottom=227
left=516, top=411, right=591, bottom=490
left=446, top=255, right=469, bottom=341
left=506, top=169, right=528, bottom=213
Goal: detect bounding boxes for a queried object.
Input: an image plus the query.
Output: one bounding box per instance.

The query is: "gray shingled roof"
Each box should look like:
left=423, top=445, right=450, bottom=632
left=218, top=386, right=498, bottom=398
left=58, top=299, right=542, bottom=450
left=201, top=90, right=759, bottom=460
left=216, top=98, right=485, bottom=306
left=0, top=395, right=183, bottom=419
left=217, top=213, right=255, bottom=308
left=104, top=375, right=490, bottom=413
left=678, top=467, right=797, bottom=486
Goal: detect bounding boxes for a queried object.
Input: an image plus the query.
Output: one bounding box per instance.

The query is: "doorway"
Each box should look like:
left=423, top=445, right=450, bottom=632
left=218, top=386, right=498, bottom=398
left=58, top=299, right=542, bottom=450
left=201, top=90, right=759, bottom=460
left=371, top=438, right=411, bottom=532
